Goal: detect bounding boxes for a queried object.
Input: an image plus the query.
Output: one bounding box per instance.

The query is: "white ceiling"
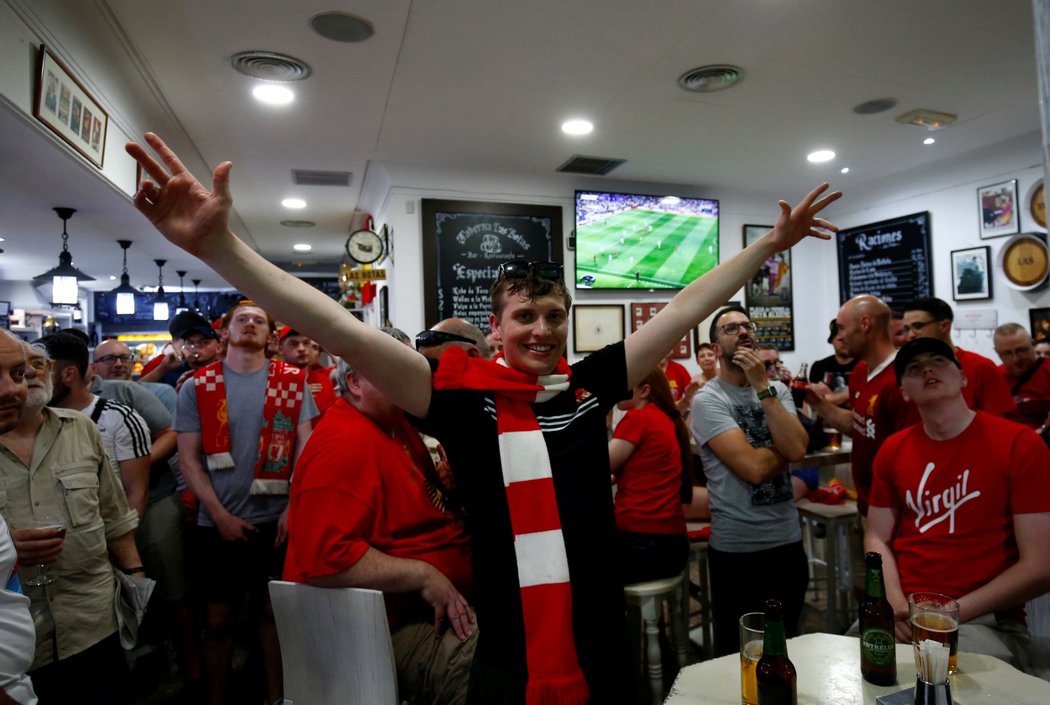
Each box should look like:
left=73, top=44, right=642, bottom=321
left=0, top=0, right=1043, bottom=294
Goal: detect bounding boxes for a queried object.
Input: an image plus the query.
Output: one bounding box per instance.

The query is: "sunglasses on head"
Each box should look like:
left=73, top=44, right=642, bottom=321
left=497, top=260, right=563, bottom=281
left=414, top=330, right=478, bottom=351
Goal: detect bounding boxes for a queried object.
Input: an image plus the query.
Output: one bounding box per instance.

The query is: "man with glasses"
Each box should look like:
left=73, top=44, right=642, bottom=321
left=865, top=338, right=1050, bottom=672
left=691, top=306, right=810, bottom=655
left=902, top=297, right=1014, bottom=417
left=415, top=318, right=491, bottom=361
left=992, top=322, right=1050, bottom=434
left=94, top=338, right=179, bottom=418
left=127, top=131, right=839, bottom=704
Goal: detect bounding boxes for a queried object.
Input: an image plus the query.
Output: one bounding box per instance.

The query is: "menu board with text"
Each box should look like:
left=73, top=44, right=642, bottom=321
left=837, top=212, right=932, bottom=305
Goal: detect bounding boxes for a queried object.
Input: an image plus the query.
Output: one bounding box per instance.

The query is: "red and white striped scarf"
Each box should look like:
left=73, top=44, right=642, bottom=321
left=433, top=347, right=589, bottom=705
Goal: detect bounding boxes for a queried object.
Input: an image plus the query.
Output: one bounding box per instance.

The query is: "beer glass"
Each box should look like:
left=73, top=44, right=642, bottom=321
left=739, top=612, right=764, bottom=705
left=909, top=592, right=959, bottom=676
left=824, top=425, right=842, bottom=450
left=23, top=514, right=67, bottom=587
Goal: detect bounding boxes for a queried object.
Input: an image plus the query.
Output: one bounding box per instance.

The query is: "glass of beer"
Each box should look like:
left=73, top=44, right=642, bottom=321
left=23, top=514, right=67, bottom=587
left=908, top=592, right=959, bottom=676
left=824, top=425, right=842, bottom=450
left=739, top=612, right=764, bottom=705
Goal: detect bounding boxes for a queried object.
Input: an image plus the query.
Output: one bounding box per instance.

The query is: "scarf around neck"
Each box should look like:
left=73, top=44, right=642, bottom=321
left=433, top=347, right=589, bottom=705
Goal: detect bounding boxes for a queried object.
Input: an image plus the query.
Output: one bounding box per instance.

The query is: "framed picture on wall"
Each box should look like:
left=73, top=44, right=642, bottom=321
left=978, top=179, right=1020, bottom=239
left=1031, top=307, right=1050, bottom=342
left=573, top=304, right=624, bottom=353
left=33, top=46, right=108, bottom=169
left=950, top=246, right=992, bottom=301
left=742, top=224, right=795, bottom=351
left=630, top=302, right=690, bottom=358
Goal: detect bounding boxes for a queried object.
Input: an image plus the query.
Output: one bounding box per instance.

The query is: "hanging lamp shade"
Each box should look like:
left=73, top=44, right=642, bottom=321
left=175, top=270, right=190, bottom=315
left=152, top=259, right=169, bottom=321
left=110, top=240, right=141, bottom=315
left=32, top=207, right=95, bottom=306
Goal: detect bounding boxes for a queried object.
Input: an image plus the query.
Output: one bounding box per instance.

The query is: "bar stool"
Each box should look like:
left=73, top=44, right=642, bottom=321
left=685, top=539, right=714, bottom=658
left=624, top=572, right=690, bottom=705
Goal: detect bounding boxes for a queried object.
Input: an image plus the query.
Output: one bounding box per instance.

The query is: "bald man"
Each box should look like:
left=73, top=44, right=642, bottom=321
left=414, top=318, right=491, bottom=360
left=806, top=295, right=920, bottom=515
left=92, top=339, right=134, bottom=381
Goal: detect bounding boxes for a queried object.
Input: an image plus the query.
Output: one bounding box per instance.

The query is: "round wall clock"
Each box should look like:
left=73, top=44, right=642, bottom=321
left=997, top=232, right=1049, bottom=290
left=345, top=228, right=384, bottom=264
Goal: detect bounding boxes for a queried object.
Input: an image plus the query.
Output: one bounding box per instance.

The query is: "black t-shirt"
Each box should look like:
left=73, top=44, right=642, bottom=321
left=809, top=354, right=858, bottom=393
left=415, top=342, right=634, bottom=704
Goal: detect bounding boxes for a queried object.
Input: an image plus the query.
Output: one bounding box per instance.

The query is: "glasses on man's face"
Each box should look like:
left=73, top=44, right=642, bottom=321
left=414, top=330, right=477, bottom=351
left=95, top=354, right=132, bottom=365
left=27, top=358, right=55, bottom=372
left=496, top=260, right=563, bottom=282
left=763, top=360, right=781, bottom=370
left=905, top=318, right=942, bottom=333
left=719, top=321, right=756, bottom=336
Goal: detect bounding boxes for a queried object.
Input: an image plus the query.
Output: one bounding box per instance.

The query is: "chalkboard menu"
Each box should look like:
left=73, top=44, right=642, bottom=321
left=421, top=199, right=563, bottom=330
left=837, top=212, right=933, bottom=305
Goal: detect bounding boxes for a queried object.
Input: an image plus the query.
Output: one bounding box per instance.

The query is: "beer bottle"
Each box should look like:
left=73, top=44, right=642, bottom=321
left=859, top=552, right=897, bottom=685
left=756, top=599, right=797, bottom=705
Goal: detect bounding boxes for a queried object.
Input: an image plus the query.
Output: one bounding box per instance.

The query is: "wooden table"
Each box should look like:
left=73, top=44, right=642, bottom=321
left=665, top=632, right=1050, bottom=704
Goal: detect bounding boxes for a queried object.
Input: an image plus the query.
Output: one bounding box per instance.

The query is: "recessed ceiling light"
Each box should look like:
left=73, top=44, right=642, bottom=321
left=562, top=119, right=594, bottom=136
left=253, top=84, right=294, bottom=105
left=292, top=243, right=312, bottom=252
left=807, top=150, right=836, bottom=163
left=923, top=137, right=936, bottom=145
left=109, top=275, right=118, bottom=280
left=0, top=237, right=5, bottom=242
left=282, top=198, right=307, bottom=209
left=840, top=167, right=850, bottom=174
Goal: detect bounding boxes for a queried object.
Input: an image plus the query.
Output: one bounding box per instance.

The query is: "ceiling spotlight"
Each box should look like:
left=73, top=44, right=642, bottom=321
left=561, top=119, right=594, bottom=136
left=807, top=150, right=836, bottom=163
left=282, top=198, right=307, bottom=209
left=253, top=84, right=295, bottom=105
left=840, top=167, right=850, bottom=174
left=923, top=137, right=936, bottom=145
left=293, top=243, right=312, bottom=252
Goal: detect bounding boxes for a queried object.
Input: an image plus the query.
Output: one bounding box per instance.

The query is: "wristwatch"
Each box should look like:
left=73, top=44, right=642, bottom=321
left=756, top=387, right=775, bottom=401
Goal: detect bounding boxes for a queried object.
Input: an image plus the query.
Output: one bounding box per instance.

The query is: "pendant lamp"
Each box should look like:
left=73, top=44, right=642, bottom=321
left=32, top=207, right=95, bottom=306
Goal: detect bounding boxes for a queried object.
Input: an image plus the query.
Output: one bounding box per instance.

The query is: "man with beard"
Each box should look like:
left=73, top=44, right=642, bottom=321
left=175, top=300, right=317, bottom=705
left=277, top=326, right=336, bottom=417
left=690, top=306, right=810, bottom=655
left=0, top=337, right=142, bottom=703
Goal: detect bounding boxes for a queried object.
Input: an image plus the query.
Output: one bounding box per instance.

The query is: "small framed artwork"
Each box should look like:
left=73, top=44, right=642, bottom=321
left=630, top=301, right=689, bottom=358
left=978, top=179, right=1019, bottom=239
left=573, top=304, right=624, bottom=353
left=1031, top=307, right=1050, bottom=342
left=950, top=246, right=992, bottom=301
left=33, top=46, right=108, bottom=169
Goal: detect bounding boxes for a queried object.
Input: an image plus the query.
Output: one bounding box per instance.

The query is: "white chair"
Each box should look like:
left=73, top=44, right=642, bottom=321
left=624, top=573, right=690, bottom=705
left=269, top=580, right=399, bottom=705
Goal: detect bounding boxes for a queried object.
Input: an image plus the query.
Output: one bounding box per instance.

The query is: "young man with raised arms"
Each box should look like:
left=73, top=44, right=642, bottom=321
left=126, top=132, right=839, bottom=705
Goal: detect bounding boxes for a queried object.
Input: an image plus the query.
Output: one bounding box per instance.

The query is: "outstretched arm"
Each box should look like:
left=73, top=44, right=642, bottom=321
left=126, top=134, right=433, bottom=418
left=623, top=184, right=840, bottom=387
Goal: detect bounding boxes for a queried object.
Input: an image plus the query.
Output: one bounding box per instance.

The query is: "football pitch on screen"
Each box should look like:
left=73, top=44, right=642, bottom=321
left=575, top=208, right=719, bottom=289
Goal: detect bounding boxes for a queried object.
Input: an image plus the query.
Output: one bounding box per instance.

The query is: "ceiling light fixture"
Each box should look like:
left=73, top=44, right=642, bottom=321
left=923, top=137, right=936, bottom=145
left=293, top=243, right=312, bottom=252
left=282, top=198, right=307, bottom=209
left=561, top=119, right=594, bottom=136
left=807, top=150, right=836, bottom=163
left=175, top=270, right=190, bottom=314
left=840, top=167, right=850, bottom=174
left=191, top=278, right=202, bottom=313
left=33, top=207, right=95, bottom=306
left=110, top=240, right=141, bottom=316
left=894, top=108, right=956, bottom=131
left=253, top=84, right=295, bottom=105
left=152, top=259, right=169, bottom=321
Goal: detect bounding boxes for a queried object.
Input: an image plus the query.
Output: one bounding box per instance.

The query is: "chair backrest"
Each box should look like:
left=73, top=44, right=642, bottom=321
left=269, top=580, right=399, bottom=705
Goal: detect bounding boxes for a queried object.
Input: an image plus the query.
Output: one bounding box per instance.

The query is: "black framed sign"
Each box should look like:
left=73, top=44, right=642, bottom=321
left=421, top=199, right=563, bottom=330
left=837, top=212, right=933, bottom=305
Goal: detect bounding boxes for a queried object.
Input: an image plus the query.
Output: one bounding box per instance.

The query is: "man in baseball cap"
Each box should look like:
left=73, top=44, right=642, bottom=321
left=140, top=310, right=223, bottom=389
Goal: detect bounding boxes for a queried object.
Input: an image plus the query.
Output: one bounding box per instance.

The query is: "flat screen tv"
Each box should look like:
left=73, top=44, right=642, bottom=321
left=574, top=190, right=719, bottom=289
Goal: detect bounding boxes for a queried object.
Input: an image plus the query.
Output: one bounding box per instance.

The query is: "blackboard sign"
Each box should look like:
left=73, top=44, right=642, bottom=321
left=421, top=199, right=563, bottom=330
left=837, top=212, right=933, bottom=305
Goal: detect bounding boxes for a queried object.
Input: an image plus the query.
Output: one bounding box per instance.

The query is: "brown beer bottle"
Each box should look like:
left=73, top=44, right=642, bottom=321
left=859, top=552, right=897, bottom=685
left=756, top=599, right=797, bottom=705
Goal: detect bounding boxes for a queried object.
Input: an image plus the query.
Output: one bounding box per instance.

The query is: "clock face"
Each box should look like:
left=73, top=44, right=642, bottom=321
left=345, top=229, right=384, bottom=264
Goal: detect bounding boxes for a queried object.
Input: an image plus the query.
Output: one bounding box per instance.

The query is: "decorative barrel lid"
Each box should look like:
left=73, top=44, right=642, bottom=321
left=997, top=232, right=1048, bottom=290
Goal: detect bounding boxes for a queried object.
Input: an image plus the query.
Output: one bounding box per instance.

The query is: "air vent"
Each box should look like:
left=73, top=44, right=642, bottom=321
left=292, top=169, right=352, bottom=187
left=853, top=98, right=898, bottom=115
left=677, top=65, right=744, bottom=93
left=230, top=51, right=312, bottom=81
left=310, top=12, right=375, bottom=43
left=556, top=155, right=626, bottom=176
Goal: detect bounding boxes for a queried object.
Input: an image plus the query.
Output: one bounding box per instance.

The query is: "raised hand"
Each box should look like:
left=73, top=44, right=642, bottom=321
left=768, top=183, right=842, bottom=252
left=125, top=133, right=234, bottom=257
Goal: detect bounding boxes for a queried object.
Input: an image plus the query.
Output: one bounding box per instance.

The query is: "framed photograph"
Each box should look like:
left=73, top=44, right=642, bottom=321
left=573, top=304, right=624, bottom=353
left=742, top=224, right=795, bottom=351
left=1031, top=307, right=1050, bottom=342
left=950, top=246, right=992, bottom=301
left=978, top=179, right=1019, bottom=239
left=629, top=302, right=689, bottom=358
left=33, top=46, right=108, bottom=169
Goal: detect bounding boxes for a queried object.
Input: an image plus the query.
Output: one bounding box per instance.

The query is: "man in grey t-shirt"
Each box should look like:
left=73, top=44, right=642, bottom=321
left=690, top=305, right=810, bottom=656
left=175, top=301, right=317, bottom=705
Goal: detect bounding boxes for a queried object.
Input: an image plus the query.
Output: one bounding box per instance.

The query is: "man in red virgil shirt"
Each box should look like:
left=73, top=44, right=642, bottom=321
left=865, top=338, right=1050, bottom=674
left=284, top=330, right=475, bottom=705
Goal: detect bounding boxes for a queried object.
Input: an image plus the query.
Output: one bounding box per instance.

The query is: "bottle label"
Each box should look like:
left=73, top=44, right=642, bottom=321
left=861, top=628, right=895, bottom=666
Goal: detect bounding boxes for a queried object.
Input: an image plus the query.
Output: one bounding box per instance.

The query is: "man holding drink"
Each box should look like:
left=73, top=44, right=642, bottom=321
left=864, top=338, right=1050, bottom=674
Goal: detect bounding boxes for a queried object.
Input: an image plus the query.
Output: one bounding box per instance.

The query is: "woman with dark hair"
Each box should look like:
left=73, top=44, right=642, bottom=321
left=609, top=367, right=692, bottom=584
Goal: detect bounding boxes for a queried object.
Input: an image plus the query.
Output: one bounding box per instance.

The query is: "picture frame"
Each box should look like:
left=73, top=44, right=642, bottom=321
left=573, top=304, right=624, bottom=353
left=978, top=179, right=1019, bottom=239
left=950, top=246, right=992, bottom=301
left=629, top=302, right=689, bottom=358
left=33, top=46, right=108, bottom=169
left=1031, top=307, right=1050, bottom=342
left=742, top=224, right=795, bottom=351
